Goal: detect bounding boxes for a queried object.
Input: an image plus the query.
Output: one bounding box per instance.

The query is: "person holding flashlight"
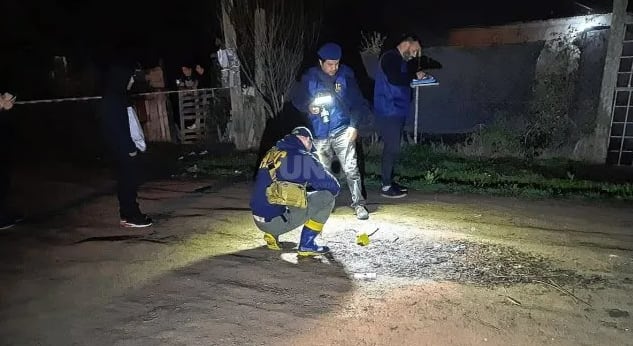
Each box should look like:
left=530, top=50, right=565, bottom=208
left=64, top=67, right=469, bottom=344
left=291, top=42, right=371, bottom=220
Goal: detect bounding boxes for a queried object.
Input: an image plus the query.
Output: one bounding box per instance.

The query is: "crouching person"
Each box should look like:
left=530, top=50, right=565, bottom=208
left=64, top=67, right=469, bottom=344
left=250, top=127, right=341, bottom=256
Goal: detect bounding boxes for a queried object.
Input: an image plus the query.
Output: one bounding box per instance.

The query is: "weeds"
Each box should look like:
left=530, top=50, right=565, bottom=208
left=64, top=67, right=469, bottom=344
left=359, top=31, right=386, bottom=55
left=177, top=143, right=633, bottom=202
left=362, top=144, right=633, bottom=201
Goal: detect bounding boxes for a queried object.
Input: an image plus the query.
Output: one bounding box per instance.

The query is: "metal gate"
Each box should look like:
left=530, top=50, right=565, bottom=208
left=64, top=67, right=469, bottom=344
left=608, top=22, right=633, bottom=165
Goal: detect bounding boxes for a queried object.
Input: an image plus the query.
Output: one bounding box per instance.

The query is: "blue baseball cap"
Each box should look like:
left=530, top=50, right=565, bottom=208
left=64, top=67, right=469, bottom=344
left=317, top=43, right=342, bottom=60
left=291, top=126, right=314, bottom=140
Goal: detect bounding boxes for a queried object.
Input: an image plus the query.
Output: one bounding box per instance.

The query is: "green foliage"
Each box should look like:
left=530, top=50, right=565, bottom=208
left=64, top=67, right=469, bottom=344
left=178, top=151, right=257, bottom=179
left=360, top=31, right=386, bottom=55
left=423, top=167, right=442, bottom=184
left=524, top=71, right=576, bottom=157
left=177, top=142, right=633, bottom=202
left=363, top=144, right=633, bottom=201
left=451, top=34, right=587, bottom=160
left=455, top=117, right=525, bottom=158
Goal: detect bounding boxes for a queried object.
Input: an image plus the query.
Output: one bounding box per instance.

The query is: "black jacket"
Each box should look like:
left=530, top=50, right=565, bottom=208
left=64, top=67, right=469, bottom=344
left=99, top=63, right=136, bottom=158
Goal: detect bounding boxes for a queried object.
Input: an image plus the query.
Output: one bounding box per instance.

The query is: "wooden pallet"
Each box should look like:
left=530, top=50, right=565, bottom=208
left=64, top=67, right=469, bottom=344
left=141, top=66, right=173, bottom=142
left=144, top=93, right=172, bottom=142
left=178, top=90, right=214, bottom=144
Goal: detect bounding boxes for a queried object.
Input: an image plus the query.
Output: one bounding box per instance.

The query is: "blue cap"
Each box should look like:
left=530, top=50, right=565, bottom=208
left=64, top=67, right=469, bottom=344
left=317, top=43, right=342, bottom=60
left=291, top=126, right=314, bottom=140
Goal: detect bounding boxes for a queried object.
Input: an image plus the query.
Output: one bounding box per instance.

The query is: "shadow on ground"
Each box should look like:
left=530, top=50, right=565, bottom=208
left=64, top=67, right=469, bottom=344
left=77, top=246, right=354, bottom=346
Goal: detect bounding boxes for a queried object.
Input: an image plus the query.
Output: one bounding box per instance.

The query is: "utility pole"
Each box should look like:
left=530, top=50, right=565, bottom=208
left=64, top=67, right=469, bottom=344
left=592, top=0, right=628, bottom=163
left=221, top=0, right=245, bottom=149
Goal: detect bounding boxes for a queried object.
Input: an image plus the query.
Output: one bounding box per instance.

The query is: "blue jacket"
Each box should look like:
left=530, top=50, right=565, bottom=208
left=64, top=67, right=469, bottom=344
left=291, top=65, right=369, bottom=139
left=250, top=135, right=341, bottom=220
left=374, top=49, right=413, bottom=118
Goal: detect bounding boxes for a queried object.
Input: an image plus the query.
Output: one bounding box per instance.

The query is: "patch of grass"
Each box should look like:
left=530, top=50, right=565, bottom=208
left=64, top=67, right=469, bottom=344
left=363, top=144, right=633, bottom=201
left=179, top=144, right=633, bottom=201
left=176, top=150, right=258, bottom=180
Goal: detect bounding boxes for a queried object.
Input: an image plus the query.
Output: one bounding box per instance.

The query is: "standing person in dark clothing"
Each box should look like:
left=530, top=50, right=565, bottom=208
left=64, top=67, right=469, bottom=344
left=99, top=61, right=152, bottom=228
left=194, top=63, right=212, bottom=89
left=176, top=65, right=198, bottom=90
left=373, top=34, right=426, bottom=198
left=0, top=91, right=21, bottom=230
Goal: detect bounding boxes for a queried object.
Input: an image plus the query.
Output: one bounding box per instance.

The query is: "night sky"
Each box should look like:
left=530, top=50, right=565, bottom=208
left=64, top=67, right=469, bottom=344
left=0, top=0, right=616, bottom=97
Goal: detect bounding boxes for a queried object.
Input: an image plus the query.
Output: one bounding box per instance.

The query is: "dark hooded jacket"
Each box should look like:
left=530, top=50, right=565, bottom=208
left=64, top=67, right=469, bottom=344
left=99, top=63, right=136, bottom=158
left=250, top=134, right=340, bottom=220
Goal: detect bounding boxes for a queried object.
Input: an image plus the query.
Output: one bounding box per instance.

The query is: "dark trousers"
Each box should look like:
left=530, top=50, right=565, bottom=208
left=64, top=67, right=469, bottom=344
left=115, top=154, right=142, bottom=218
left=0, top=119, right=14, bottom=213
left=0, top=159, right=10, bottom=214
left=375, top=115, right=406, bottom=187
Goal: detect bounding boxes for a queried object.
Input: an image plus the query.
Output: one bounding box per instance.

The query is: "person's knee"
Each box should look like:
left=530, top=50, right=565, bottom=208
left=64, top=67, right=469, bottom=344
left=317, top=152, right=334, bottom=168
left=326, top=193, right=336, bottom=209
left=320, top=190, right=336, bottom=203
left=342, top=161, right=361, bottom=180
left=254, top=222, right=287, bottom=237
left=310, top=190, right=335, bottom=208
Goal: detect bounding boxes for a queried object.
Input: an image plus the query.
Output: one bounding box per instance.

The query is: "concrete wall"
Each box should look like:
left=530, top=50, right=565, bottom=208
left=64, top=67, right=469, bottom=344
left=413, top=29, right=608, bottom=135
left=571, top=29, right=609, bottom=136
left=413, top=42, right=543, bottom=133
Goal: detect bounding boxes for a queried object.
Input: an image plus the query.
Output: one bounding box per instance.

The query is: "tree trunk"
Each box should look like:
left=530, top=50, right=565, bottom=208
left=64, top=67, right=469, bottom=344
left=222, top=0, right=248, bottom=150
left=253, top=7, right=268, bottom=146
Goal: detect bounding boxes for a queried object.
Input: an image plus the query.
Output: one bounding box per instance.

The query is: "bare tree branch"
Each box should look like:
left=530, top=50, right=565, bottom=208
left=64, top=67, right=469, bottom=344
left=220, top=0, right=322, bottom=118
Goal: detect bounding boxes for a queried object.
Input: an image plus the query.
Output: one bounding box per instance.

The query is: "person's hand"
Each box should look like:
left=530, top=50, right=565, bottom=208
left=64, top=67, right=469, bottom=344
left=416, top=71, right=426, bottom=79
left=0, top=93, right=16, bottom=110
left=346, top=127, right=358, bottom=142
left=309, top=105, right=321, bottom=115
left=129, top=150, right=138, bottom=157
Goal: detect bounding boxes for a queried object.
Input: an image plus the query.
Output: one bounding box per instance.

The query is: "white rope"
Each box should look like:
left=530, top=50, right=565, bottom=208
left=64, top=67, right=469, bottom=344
left=13, top=87, right=230, bottom=105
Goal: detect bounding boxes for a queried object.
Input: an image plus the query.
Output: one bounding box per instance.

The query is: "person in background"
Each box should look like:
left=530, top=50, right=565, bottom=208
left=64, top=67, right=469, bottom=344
left=177, top=65, right=198, bottom=90
left=0, top=91, right=22, bottom=230
left=373, top=34, right=426, bottom=198
left=194, top=63, right=211, bottom=89
left=99, top=60, right=152, bottom=228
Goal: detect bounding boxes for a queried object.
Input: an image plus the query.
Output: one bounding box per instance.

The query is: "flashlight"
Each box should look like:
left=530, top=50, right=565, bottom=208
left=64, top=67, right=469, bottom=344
left=312, top=93, right=333, bottom=123
left=313, top=94, right=333, bottom=106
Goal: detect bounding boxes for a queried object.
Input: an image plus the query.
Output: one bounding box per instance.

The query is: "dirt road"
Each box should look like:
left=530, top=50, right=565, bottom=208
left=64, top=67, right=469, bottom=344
left=1, top=175, right=632, bottom=345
